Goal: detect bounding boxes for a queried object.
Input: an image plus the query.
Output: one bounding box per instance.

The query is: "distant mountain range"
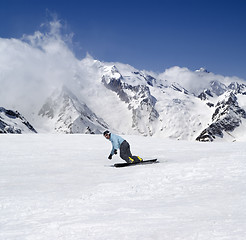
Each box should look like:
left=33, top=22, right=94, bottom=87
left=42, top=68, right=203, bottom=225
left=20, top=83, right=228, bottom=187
left=2, top=58, right=246, bottom=142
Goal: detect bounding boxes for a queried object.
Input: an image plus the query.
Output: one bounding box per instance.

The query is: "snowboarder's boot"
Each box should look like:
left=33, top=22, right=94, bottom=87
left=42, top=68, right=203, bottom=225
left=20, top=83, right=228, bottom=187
left=128, top=156, right=143, bottom=163
left=137, top=156, right=143, bottom=162
left=129, top=157, right=135, bottom=163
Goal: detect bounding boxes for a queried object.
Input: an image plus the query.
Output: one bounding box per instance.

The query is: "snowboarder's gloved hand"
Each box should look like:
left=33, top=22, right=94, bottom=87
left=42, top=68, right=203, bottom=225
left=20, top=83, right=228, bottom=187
left=108, top=154, right=112, bottom=160
left=114, top=149, right=117, bottom=155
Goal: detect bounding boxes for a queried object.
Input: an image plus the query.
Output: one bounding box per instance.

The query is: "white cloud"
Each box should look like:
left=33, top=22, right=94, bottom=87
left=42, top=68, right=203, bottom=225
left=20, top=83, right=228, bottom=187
left=0, top=19, right=80, bottom=118
left=158, top=66, right=246, bottom=94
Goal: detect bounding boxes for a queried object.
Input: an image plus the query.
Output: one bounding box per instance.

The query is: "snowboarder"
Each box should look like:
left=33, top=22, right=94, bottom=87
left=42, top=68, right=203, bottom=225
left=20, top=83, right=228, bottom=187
left=103, top=130, right=143, bottom=163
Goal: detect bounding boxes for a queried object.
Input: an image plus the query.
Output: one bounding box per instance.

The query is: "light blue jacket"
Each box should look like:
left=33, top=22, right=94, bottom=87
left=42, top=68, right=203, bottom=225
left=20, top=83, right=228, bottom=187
left=109, top=133, right=125, bottom=155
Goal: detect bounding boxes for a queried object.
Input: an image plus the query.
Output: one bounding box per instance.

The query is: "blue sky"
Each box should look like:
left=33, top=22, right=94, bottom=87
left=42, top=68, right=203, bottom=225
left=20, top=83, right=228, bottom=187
left=1, top=0, right=246, bottom=79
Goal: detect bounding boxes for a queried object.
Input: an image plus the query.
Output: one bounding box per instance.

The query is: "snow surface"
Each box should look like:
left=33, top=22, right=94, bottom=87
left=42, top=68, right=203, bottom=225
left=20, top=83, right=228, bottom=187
left=1, top=134, right=246, bottom=239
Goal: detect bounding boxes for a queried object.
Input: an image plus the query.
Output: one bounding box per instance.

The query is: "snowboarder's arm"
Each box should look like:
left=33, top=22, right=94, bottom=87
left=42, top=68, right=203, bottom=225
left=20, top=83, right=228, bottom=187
left=110, top=135, right=118, bottom=155
left=109, top=134, right=124, bottom=155
left=110, top=145, right=116, bottom=155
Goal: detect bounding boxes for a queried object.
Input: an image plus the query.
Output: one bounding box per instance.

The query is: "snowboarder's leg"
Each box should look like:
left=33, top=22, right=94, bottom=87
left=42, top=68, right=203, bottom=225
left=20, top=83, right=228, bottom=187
left=120, top=140, right=132, bottom=163
left=120, top=141, right=142, bottom=163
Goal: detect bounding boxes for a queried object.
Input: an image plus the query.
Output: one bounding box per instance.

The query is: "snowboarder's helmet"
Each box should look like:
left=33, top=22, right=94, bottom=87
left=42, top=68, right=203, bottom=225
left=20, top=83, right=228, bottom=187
left=103, top=130, right=110, bottom=136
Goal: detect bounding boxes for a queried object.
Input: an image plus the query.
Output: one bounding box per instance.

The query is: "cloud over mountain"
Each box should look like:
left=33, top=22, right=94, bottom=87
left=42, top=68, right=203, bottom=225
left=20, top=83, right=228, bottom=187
left=1, top=20, right=246, bottom=141
left=0, top=20, right=80, bottom=118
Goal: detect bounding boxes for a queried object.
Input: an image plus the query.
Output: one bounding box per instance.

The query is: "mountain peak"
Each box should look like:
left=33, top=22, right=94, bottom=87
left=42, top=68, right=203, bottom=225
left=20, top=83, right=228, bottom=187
left=195, top=67, right=210, bottom=73
left=38, top=86, right=108, bottom=134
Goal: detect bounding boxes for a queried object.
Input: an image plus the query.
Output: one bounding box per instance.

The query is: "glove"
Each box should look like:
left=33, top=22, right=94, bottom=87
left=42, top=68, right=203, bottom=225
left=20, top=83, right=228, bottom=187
left=108, top=154, right=112, bottom=160
left=114, top=149, right=117, bottom=155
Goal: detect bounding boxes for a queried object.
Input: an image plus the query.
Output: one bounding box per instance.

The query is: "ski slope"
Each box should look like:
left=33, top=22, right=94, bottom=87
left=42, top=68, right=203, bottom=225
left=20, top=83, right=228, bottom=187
left=1, top=134, right=246, bottom=240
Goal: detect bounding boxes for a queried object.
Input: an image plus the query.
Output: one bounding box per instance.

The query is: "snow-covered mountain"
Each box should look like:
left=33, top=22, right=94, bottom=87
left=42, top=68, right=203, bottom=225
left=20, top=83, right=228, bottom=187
left=38, top=86, right=109, bottom=134
left=101, top=65, right=159, bottom=136
left=32, top=59, right=246, bottom=141
left=2, top=54, right=246, bottom=141
left=0, top=107, right=37, bottom=133
left=196, top=82, right=246, bottom=141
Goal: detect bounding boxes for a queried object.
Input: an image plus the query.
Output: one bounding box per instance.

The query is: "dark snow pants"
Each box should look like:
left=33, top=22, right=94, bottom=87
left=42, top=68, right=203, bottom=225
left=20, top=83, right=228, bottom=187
left=120, top=140, right=140, bottom=163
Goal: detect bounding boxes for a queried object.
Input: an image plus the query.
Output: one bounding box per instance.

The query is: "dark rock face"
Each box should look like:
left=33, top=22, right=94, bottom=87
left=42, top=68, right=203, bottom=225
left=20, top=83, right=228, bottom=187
left=133, top=71, right=156, bottom=86
left=198, top=89, right=213, bottom=100
left=170, top=83, right=189, bottom=95
left=228, top=82, right=246, bottom=94
left=196, top=92, right=246, bottom=141
left=0, top=107, right=37, bottom=134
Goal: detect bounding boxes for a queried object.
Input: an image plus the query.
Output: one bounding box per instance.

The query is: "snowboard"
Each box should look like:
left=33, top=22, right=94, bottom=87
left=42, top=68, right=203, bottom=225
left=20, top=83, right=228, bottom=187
left=114, top=159, right=158, bottom=168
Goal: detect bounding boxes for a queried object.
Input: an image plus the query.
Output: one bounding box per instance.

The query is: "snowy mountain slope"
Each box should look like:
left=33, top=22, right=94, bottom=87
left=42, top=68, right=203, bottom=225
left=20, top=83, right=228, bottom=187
left=101, top=65, right=159, bottom=136
left=0, top=107, right=37, bottom=133
left=1, top=134, right=246, bottom=239
left=73, top=60, right=212, bottom=139
left=150, top=85, right=213, bottom=140
left=38, top=86, right=109, bottom=134
left=33, top=59, right=246, bottom=141
left=101, top=64, right=246, bottom=141
left=196, top=82, right=246, bottom=141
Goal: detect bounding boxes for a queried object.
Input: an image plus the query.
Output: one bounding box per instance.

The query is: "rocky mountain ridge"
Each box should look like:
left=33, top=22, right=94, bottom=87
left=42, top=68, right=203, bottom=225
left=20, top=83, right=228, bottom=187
left=0, top=107, right=37, bottom=134
left=196, top=91, right=246, bottom=141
